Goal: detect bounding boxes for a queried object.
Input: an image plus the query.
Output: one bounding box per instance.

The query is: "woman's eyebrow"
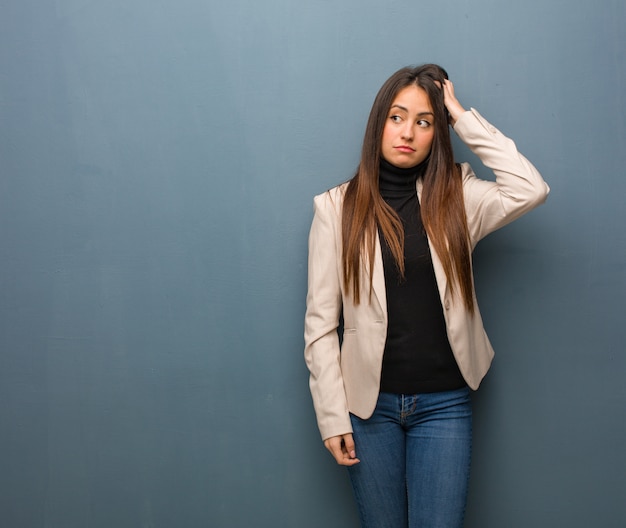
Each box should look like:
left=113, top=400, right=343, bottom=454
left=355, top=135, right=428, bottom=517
left=390, top=105, right=434, bottom=117
left=390, top=104, right=409, bottom=112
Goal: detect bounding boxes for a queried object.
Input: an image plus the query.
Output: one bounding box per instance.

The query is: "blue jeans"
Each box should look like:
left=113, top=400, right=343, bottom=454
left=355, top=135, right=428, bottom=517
left=347, top=387, right=472, bottom=528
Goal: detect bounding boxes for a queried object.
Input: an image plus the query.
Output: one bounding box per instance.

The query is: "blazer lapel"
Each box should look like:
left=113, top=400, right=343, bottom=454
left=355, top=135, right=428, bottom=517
left=371, top=229, right=387, bottom=316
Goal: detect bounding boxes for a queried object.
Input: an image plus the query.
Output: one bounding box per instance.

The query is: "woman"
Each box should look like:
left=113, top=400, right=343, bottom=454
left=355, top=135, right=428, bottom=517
left=304, top=64, right=549, bottom=527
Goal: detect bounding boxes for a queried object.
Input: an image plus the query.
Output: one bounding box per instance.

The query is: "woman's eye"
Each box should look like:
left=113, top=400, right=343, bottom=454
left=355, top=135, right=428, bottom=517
left=417, top=119, right=431, bottom=128
left=390, top=115, right=402, bottom=123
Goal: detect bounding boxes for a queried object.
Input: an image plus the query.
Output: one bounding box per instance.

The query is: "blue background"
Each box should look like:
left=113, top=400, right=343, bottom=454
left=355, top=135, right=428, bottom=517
left=1, top=0, right=625, bottom=526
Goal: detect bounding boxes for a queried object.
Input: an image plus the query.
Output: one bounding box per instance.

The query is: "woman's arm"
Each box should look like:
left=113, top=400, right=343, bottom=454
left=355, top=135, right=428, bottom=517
left=304, top=189, right=355, bottom=445
left=442, top=80, right=550, bottom=244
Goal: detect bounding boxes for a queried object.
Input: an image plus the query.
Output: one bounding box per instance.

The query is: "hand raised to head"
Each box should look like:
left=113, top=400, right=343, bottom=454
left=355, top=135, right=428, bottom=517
left=438, top=79, right=466, bottom=126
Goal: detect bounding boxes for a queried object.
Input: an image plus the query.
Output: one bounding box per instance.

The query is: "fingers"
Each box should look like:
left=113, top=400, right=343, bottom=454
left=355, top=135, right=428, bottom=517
left=442, top=79, right=455, bottom=97
left=324, top=434, right=360, bottom=466
left=434, top=79, right=453, bottom=93
left=342, top=433, right=357, bottom=460
left=440, top=80, right=456, bottom=108
left=439, top=79, right=465, bottom=125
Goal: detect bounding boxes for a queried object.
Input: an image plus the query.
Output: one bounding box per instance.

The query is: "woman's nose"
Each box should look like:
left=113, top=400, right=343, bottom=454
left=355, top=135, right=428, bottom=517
left=401, top=123, right=414, bottom=140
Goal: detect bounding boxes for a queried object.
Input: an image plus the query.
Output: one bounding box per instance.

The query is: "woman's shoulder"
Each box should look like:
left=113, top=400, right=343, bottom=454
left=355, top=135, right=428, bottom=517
left=458, top=161, right=476, bottom=182
left=313, top=182, right=349, bottom=213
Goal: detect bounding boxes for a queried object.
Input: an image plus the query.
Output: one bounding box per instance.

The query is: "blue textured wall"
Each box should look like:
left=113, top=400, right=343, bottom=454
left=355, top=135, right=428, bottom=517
left=1, top=0, right=625, bottom=526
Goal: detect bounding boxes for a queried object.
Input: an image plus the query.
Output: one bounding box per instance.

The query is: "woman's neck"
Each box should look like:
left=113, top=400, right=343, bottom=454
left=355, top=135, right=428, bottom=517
left=378, top=158, right=428, bottom=192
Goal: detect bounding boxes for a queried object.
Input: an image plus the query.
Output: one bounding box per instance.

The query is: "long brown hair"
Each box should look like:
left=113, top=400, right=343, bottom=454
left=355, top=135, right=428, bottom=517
left=341, top=64, right=474, bottom=313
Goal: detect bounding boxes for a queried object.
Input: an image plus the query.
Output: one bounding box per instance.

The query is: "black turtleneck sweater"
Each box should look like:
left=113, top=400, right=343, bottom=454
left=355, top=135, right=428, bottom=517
left=378, top=159, right=466, bottom=394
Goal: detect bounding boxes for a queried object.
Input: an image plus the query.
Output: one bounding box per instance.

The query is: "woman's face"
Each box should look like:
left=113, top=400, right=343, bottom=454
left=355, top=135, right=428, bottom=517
left=381, top=84, right=435, bottom=169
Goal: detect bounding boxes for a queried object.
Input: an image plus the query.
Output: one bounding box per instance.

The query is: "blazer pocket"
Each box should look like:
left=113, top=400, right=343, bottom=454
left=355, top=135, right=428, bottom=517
left=343, top=328, right=357, bottom=336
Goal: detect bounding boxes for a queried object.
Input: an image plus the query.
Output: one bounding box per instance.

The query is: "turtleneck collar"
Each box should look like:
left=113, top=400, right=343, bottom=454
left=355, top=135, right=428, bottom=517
left=378, top=157, right=428, bottom=193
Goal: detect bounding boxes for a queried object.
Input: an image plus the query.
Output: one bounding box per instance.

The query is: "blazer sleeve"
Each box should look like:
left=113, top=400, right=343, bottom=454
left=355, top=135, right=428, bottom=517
left=453, top=108, right=550, bottom=246
left=304, top=189, right=353, bottom=441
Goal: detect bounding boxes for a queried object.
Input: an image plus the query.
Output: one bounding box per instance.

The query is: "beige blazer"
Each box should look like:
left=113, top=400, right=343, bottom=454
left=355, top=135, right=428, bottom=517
left=304, top=109, right=550, bottom=441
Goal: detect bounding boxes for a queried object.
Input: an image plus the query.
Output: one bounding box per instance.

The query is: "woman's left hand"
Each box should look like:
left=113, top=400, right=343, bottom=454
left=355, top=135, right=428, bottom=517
left=440, top=79, right=466, bottom=126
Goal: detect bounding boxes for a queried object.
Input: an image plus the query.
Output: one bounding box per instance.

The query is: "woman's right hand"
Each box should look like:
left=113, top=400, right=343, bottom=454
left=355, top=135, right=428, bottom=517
left=324, top=433, right=360, bottom=466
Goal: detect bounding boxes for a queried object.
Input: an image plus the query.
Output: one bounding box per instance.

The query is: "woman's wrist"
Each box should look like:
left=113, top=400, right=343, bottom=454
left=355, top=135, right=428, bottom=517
left=447, top=101, right=466, bottom=126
